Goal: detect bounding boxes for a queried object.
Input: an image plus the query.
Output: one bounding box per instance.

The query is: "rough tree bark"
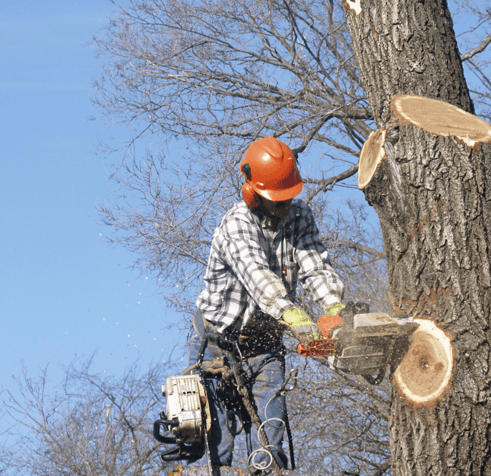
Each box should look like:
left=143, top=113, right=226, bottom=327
left=344, top=0, right=491, bottom=474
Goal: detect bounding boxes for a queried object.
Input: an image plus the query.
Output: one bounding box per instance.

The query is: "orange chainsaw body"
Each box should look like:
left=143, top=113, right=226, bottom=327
left=297, top=314, right=343, bottom=357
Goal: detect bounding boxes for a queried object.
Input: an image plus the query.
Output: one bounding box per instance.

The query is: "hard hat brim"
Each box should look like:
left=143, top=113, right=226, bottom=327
left=253, top=181, right=303, bottom=202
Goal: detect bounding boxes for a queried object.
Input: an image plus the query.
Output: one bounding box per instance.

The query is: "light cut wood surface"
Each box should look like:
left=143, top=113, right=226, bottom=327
left=358, top=128, right=386, bottom=190
left=394, top=319, right=454, bottom=408
left=391, top=94, right=491, bottom=147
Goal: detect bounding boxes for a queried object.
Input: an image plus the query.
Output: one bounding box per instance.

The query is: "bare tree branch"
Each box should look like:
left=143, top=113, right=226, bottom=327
left=304, top=165, right=359, bottom=205
left=461, top=32, right=491, bottom=61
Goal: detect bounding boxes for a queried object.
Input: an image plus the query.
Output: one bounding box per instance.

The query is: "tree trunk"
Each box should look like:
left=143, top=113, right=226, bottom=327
left=343, top=0, right=491, bottom=474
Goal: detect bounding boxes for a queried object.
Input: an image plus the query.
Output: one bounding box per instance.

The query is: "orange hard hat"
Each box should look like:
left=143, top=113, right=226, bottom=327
left=240, top=137, right=303, bottom=202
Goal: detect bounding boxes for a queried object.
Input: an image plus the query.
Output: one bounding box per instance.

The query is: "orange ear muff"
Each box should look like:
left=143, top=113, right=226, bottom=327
left=241, top=182, right=260, bottom=208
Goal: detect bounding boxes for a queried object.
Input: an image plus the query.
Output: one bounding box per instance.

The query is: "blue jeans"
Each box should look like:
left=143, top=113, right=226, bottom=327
left=187, top=321, right=288, bottom=471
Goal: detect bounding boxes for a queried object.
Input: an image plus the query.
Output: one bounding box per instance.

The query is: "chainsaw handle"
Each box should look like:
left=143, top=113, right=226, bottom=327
left=153, top=419, right=179, bottom=444
left=339, top=301, right=370, bottom=331
left=362, top=365, right=386, bottom=386
left=339, top=302, right=355, bottom=331
left=159, top=444, right=204, bottom=462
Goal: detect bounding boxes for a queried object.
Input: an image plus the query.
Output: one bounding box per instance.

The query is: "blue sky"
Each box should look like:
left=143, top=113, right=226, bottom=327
left=0, top=1, right=180, bottom=393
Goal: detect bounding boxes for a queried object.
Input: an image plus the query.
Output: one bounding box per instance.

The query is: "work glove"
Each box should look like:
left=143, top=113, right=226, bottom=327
left=325, top=301, right=370, bottom=317
left=317, top=302, right=346, bottom=338
left=297, top=302, right=349, bottom=357
left=296, top=302, right=372, bottom=358
left=324, top=302, right=346, bottom=317
left=282, top=307, right=322, bottom=346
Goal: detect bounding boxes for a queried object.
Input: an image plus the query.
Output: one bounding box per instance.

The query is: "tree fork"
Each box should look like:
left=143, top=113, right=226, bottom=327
left=344, top=0, right=491, bottom=473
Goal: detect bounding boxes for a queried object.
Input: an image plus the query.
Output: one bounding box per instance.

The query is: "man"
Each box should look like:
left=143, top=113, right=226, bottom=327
left=188, top=137, right=345, bottom=474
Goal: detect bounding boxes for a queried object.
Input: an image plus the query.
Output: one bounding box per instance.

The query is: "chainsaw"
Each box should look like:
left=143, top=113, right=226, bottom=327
left=299, top=302, right=455, bottom=407
left=297, top=302, right=420, bottom=385
left=153, top=332, right=298, bottom=475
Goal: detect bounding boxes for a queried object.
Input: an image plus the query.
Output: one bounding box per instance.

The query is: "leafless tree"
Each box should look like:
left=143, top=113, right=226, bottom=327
left=343, top=0, right=491, bottom=473
left=92, top=0, right=386, bottom=316
left=455, top=1, right=491, bottom=120
left=0, top=358, right=176, bottom=475
left=0, top=354, right=395, bottom=476
left=223, top=350, right=393, bottom=476
left=285, top=359, right=391, bottom=475
left=92, top=0, right=489, bottom=314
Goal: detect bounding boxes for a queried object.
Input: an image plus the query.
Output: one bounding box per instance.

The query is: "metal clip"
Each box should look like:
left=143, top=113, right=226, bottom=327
left=278, top=369, right=298, bottom=396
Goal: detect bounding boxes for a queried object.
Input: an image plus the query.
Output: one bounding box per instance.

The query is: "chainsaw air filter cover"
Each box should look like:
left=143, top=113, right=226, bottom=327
left=164, top=375, right=210, bottom=444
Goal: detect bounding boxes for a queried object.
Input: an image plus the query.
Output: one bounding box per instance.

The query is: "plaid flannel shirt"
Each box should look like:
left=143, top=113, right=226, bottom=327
left=196, top=199, right=344, bottom=332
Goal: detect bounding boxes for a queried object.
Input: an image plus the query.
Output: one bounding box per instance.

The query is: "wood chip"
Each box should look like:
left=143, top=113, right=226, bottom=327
left=358, top=128, right=386, bottom=190
left=391, top=94, right=491, bottom=147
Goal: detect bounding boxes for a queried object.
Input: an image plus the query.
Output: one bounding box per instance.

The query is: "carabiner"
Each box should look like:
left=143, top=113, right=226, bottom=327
left=278, top=368, right=298, bottom=395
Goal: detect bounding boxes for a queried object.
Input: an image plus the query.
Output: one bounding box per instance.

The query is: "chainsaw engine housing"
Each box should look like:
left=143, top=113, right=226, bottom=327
left=328, top=313, right=419, bottom=378
left=153, top=374, right=212, bottom=461
left=164, top=375, right=208, bottom=444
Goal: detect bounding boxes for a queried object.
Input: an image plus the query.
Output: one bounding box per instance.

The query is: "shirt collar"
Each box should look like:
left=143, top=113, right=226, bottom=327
left=251, top=206, right=289, bottom=230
